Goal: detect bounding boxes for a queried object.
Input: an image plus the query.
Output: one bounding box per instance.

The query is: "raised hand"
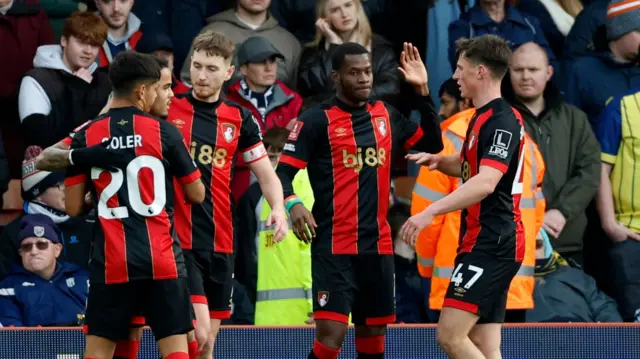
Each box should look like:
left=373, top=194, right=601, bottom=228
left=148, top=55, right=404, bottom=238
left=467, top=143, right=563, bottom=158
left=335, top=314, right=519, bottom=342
left=398, top=42, right=428, bottom=93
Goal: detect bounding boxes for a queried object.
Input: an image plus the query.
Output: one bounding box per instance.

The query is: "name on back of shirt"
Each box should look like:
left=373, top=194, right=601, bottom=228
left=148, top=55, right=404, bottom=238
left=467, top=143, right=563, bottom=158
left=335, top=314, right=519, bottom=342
left=101, top=135, right=142, bottom=150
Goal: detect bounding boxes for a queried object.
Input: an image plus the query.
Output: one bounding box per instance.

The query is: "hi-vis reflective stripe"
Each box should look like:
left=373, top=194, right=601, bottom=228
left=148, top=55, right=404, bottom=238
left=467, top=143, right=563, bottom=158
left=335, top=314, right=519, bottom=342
left=535, top=189, right=544, bottom=200
left=413, top=183, right=446, bottom=201
left=259, top=218, right=294, bottom=231
left=0, top=288, right=15, bottom=296
left=256, top=287, right=312, bottom=302
left=417, top=255, right=434, bottom=267
left=433, top=265, right=535, bottom=278
left=520, top=198, right=536, bottom=208
left=444, top=131, right=463, bottom=152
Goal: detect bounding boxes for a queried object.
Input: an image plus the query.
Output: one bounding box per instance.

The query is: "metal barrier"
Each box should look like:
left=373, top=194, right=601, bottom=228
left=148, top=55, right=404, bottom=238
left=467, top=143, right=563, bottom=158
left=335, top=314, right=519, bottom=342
left=1, top=324, right=640, bottom=358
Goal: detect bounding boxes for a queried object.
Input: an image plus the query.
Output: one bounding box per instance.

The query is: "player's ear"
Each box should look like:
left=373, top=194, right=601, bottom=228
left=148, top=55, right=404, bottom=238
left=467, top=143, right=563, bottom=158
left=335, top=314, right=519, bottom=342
left=331, top=70, right=339, bottom=84
left=225, top=64, right=235, bottom=81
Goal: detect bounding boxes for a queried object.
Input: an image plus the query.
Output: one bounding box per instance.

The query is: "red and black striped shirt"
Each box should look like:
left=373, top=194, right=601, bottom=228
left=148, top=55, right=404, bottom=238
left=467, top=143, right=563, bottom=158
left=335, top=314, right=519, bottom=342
left=459, top=98, right=526, bottom=261
left=168, top=93, right=266, bottom=252
left=64, top=107, right=201, bottom=284
left=276, top=96, right=442, bottom=255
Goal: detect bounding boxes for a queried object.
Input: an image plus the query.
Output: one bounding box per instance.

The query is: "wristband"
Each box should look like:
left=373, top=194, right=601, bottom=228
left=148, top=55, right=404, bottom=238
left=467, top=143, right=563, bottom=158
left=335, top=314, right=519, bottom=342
left=68, top=149, right=75, bottom=166
left=285, top=197, right=303, bottom=213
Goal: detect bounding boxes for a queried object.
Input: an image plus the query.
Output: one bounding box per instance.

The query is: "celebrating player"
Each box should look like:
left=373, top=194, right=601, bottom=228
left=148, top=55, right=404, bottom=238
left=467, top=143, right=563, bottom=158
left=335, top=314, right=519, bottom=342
left=276, top=42, right=443, bottom=359
left=64, top=51, right=205, bottom=359
left=401, top=35, right=524, bottom=359
left=168, top=30, right=288, bottom=358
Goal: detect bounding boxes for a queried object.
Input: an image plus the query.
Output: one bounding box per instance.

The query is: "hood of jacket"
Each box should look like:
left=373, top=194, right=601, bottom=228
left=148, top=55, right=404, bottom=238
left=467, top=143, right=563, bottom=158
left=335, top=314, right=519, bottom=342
left=32, top=45, right=99, bottom=75
left=205, top=9, right=280, bottom=32
left=106, top=12, right=141, bottom=45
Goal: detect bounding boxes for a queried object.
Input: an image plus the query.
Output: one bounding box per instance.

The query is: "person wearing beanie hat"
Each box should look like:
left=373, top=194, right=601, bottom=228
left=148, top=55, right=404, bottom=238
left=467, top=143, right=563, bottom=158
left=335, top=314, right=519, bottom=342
left=606, top=0, right=640, bottom=41
left=0, top=146, right=94, bottom=282
left=0, top=214, right=89, bottom=327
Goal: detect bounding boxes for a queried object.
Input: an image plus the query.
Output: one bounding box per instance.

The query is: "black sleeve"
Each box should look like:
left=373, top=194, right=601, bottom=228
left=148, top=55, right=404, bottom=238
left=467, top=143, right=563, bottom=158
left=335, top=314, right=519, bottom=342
left=478, top=111, right=524, bottom=174
left=276, top=109, right=318, bottom=199
left=389, top=95, right=443, bottom=154
left=163, top=122, right=201, bottom=185
left=0, top=133, right=9, bottom=208
left=238, top=108, right=267, bottom=164
left=64, top=127, right=88, bottom=186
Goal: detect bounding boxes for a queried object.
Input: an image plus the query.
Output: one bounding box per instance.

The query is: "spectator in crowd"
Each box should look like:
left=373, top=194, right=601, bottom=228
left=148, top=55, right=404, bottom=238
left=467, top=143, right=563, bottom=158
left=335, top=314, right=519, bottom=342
left=516, top=0, right=584, bottom=58
left=526, top=231, right=622, bottom=322
left=0, top=0, right=55, bottom=179
left=0, top=215, right=89, bottom=327
left=235, top=127, right=314, bottom=325
left=136, top=32, right=190, bottom=94
left=562, top=0, right=640, bottom=127
left=296, top=0, right=402, bottom=109
left=389, top=203, right=428, bottom=323
left=18, top=11, right=111, bottom=150
left=179, top=0, right=301, bottom=88
left=412, top=77, right=545, bottom=324
left=130, top=0, right=170, bottom=40
left=170, top=0, right=223, bottom=75
left=561, top=0, right=608, bottom=62
left=0, top=147, right=93, bottom=281
left=39, top=0, right=89, bottom=40
left=95, top=0, right=143, bottom=67
left=226, top=36, right=303, bottom=202
left=448, top=0, right=557, bottom=72
left=504, top=42, right=600, bottom=265
left=596, top=87, right=640, bottom=322
left=437, top=78, right=472, bottom=124
left=0, top=132, right=8, bottom=210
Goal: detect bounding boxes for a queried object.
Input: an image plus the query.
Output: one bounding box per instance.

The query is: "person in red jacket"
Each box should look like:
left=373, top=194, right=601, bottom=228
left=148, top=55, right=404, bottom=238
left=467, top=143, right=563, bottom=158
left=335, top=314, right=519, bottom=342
left=226, top=36, right=303, bottom=203
left=0, top=0, right=55, bottom=180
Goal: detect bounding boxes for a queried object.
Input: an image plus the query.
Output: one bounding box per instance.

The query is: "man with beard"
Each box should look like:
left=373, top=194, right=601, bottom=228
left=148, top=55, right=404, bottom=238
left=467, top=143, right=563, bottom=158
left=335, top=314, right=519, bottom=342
left=167, top=30, right=288, bottom=359
left=276, top=42, right=442, bottom=359
left=95, top=0, right=143, bottom=68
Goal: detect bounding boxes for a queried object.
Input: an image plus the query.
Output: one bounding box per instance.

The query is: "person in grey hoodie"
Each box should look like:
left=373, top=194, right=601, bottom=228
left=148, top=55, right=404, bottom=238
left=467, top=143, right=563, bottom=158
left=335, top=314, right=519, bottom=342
left=179, top=0, right=301, bottom=88
left=18, top=12, right=112, bottom=149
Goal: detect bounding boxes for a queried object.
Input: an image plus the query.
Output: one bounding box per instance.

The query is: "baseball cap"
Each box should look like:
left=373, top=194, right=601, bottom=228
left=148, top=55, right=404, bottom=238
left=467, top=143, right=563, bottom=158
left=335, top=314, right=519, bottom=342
left=236, top=36, right=284, bottom=66
left=606, top=0, right=640, bottom=40
left=16, top=214, right=61, bottom=248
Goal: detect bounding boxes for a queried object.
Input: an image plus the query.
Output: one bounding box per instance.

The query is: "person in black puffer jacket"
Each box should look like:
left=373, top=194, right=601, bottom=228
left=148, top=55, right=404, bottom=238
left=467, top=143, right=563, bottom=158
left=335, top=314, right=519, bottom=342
left=296, top=0, right=404, bottom=112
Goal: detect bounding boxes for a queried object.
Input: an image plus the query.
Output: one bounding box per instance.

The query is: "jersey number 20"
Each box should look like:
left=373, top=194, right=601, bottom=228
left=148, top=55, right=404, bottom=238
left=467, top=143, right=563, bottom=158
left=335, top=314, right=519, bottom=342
left=91, top=155, right=166, bottom=219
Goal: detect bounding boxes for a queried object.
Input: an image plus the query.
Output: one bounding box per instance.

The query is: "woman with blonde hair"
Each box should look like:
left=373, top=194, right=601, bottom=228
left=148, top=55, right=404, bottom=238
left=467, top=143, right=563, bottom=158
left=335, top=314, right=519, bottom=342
left=296, top=0, right=402, bottom=109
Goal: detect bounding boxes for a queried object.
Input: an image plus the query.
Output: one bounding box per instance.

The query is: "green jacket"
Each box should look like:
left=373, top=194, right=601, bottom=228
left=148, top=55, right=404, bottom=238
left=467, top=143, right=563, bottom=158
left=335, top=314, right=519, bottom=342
left=506, top=84, right=601, bottom=253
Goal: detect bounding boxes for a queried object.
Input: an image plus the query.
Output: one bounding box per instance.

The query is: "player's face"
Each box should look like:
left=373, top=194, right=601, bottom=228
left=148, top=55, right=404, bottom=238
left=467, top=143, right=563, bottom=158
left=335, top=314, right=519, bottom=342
left=190, top=50, right=234, bottom=100
left=240, top=57, right=278, bottom=88
left=326, top=0, right=357, bottom=33
left=334, top=54, right=372, bottom=102
left=614, top=30, right=640, bottom=62
left=150, top=68, right=174, bottom=117
left=95, top=0, right=133, bottom=30
left=510, top=48, right=552, bottom=102
left=19, top=238, right=62, bottom=274
left=267, top=147, right=282, bottom=168
left=237, top=0, right=271, bottom=14
left=452, top=55, right=480, bottom=100
left=139, top=81, right=159, bottom=113
left=61, top=36, right=101, bottom=71
left=38, top=182, right=66, bottom=212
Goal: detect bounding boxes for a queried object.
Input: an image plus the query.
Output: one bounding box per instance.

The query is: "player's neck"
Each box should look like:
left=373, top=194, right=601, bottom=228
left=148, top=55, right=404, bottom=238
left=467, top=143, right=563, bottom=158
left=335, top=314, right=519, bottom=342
left=110, top=97, right=143, bottom=111
left=336, top=92, right=366, bottom=108
left=471, top=84, right=502, bottom=109
left=191, top=89, right=221, bottom=103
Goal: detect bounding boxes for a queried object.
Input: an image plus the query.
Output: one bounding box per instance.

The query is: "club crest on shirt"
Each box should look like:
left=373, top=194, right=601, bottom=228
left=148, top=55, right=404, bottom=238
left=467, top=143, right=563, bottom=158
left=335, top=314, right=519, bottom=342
left=222, top=123, right=236, bottom=143
left=376, top=117, right=387, bottom=136
left=468, top=132, right=477, bottom=149
left=318, top=291, right=329, bottom=307
left=33, top=226, right=45, bottom=237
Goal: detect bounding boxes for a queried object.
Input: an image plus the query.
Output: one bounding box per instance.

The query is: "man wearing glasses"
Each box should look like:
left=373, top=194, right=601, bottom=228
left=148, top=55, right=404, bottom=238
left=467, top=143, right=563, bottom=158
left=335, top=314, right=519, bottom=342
left=0, top=214, right=90, bottom=327
left=0, top=146, right=94, bottom=280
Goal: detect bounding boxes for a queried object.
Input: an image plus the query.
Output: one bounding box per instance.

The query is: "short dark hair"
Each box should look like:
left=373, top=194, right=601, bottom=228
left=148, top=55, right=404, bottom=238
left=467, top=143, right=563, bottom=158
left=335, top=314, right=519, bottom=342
left=439, top=78, right=462, bottom=101
left=155, top=56, right=169, bottom=70
left=455, top=35, right=512, bottom=80
left=331, top=42, right=370, bottom=71
left=109, top=51, right=162, bottom=97
left=191, top=30, right=235, bottom=61
left=263, top=127, right=290, bottom=153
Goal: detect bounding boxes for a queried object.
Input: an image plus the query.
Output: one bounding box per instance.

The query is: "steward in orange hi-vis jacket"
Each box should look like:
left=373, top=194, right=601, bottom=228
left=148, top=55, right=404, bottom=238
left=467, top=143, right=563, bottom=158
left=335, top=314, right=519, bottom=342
left=411, top=108, right=545, bottom=312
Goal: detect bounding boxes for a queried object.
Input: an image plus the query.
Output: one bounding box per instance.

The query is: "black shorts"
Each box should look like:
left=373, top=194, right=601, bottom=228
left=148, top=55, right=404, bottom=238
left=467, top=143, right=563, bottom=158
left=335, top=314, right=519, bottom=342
left=85, top=278, right=193, bottom=341
left=184, top=250, right=234, bottom=319
left=312, top=253, right=395, bottom=326
left=443, top=250, right=521, bottom=324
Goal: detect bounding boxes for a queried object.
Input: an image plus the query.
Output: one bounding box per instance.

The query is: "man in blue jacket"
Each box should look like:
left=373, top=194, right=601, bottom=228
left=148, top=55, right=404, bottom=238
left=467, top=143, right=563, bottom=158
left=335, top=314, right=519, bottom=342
left=0, top=214, right=89, bottom=327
